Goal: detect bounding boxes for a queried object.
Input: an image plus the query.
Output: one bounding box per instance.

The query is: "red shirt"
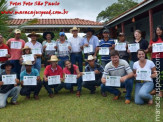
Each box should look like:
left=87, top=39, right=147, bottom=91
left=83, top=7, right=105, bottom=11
left=0, top=43, right=10, bottom=62
left=149, top=38, right=163, bottom=58
left=44, top=65, right=63, bottom=78
left=63, top=65, right=78, bottom=75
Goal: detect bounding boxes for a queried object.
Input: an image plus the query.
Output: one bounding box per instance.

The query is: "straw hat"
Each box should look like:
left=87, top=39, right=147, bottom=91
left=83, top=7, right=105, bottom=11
left=23, top=61, right=33, bottom=66
left=70, top=27, right=80, bottom=33
left=48, top=55, right=59, bottom=62
left=85, top=55, right=96, bottom=62
left=22, top=46, right=31, bottom=50
left=27, top=31, right=40, bottom=38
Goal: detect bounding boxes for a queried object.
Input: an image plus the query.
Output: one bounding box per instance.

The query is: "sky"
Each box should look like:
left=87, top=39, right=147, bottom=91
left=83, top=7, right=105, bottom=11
left=8, top=0, right=144, bottom=21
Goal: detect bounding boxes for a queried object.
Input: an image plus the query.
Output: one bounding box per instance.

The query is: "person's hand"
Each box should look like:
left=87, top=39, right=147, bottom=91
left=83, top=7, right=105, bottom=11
left=101, top=78, right=106, bottom=84
left=112, top=44, right=115, bottom=48
left=54, top=46, right=57, bottom=50
left=43, top=45, right=47, bottom=49
left=84, top=44, right=89, bottom=47
left=44, top=77, right=48, bottom=82
left=151, top=73, right=157, bottom=78
left=120, top=76, right=127, bottom=82
left=0, top=81, right=4, bottom=86
left=94, top=70, right=100, bottom=74
left=37, top=76, right=41, bottom=81
left=80, top=72, right=84, bottom=76
left=20, top=81, right=24, bottom=86
left=68, top=46, right=71, bottom=50
left=61, top=78, right=65, bottom=82
left=77, top=74, right=80, bottom=79
left=134, top=74, right=137, bottom=78
left=15, top=79, right=19, bottom=84
left=6, top=54, right=10, bottom=58
left=127, top=49, right=130, bottom=53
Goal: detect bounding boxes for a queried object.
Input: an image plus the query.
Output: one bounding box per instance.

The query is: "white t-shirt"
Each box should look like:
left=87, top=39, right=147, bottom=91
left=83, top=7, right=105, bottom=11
left=68, top=36, right=82, bottom=53
left=133, top=59, right=155, bottom=81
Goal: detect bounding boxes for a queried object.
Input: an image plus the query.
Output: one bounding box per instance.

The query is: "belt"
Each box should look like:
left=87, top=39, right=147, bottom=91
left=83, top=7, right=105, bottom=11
left=137, top=80, right=146, bottom=83
left=71, top=52, right=82, bottom=54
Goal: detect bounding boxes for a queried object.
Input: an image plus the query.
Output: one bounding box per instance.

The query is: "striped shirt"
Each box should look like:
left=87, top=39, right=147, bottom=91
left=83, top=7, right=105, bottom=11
left=103, top=59, right=132, bottom=78
left=99, top=38, right=115, bottom=61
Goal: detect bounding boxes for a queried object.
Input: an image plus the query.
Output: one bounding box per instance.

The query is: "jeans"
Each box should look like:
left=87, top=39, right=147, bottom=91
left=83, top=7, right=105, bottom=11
left=43, top=81, right=64, bottom=94
left=58, top=56, right=69, bottom=68
left=101, top=78, right=133, bottom=100
left=70, top=52, right=83, bottom=72
left=129, top=60, right=134, bottom=70
left=135, top=82, right=154, bottom=105
left=0, top=86, right=20, bottom=108
left=101, top=60, right=111, bottom=68
left=83, top=78, right=101, bottom=92
left=33, top=58, right=41, bottom=73
left=9, top=60, right=22, bottom=79
left=64, top=76, right=82, bottom=92
left=20, top=82, right=42, bottom=96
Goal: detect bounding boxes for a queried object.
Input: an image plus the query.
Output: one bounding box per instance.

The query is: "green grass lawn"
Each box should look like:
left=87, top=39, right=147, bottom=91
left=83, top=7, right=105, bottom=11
left=0, top=68, right=162, bottom=122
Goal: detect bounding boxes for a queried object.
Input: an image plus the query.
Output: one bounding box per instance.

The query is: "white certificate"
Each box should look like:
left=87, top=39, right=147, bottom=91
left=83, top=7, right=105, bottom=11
left=32, top=48, right=42, bottom=55
left=152, top=43, right=163, bottom=53
left=46, top=43, right=56, bottom=51
left=64, top=74, right=77, bottom=83
left=0, top=49, right=8, bottom=57
left=59, top=44, right=68, bottom=52
left=2, top=74, right=16, bottom=85
left=136, top=69, right=152, bottom=81
left=48, top=75, right=61, bottom=85
left=22, top=54, right=34, bottom=62
left=105, top=76, right=121, bottom=87
left=128, top=43, right=140, bottom=52
left=83, top=45, right=93, bottom=54
left=99, top=47, right=109, bottom=55
left=115, top=43, right=126, bottom=51
left=11, top=41, right=22, bottom=49
left=82, top=72, right=95, bottom=81
left=23, top=76, right=37, bottom=85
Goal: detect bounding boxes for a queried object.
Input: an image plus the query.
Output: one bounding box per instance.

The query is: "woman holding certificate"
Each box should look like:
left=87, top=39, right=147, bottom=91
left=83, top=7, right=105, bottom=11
left=63, top=60, right=82, bottom=97
left=133, top=49, right=157, bottom=105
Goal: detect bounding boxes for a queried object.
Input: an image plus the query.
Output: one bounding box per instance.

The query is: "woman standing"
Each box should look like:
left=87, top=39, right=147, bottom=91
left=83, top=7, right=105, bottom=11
left=133, top=49, right=157, bottom=105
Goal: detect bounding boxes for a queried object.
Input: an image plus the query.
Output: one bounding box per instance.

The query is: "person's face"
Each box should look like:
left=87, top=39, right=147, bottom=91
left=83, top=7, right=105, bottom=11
left=87, top=31, right=92, bottom=37
left=156, top=27, right=163, bottom=36
left=31, top=35, right=37, bottom=41
left=72, top=30, right=78, bottom=36
left=25, top=65, right=32, bottom=71
left=111, top=55, right=119, bottom=64
left=103, top=32, right=109, bottom=38
left=60, top=35, right=65, bottom=41
left=5, top=65, right=12, bottom=71
left=25, top=49, right=30, bottom=54
left=119, top=36, right=125, bottom=41
left=65, top=61, right=71, bottom=69
left=51, top=62, right=57, bottom=67
left=46, top=34, right=52, bottom=40
left=137, top=51, right=145, bottom=61
left=15, top=33, right=21, bottom=39
left=0, top=35, right=3, bottom=43
left=134, top=32, right=141, bottom=40
left=88, top=60, right=95, bottom=67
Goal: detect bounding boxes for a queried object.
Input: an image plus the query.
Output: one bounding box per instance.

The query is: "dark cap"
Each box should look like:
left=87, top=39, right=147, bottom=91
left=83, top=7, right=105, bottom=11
left=103, top=29, right=109, bottom=33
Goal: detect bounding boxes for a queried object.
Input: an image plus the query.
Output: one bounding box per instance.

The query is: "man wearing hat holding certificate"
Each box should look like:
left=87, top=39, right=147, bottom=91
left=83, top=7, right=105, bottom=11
left=25, top=32, right=43, bottom=73
left=20, top=61, right=42, bottom=100
left=6, top=29, right=25, bottom=79
left=0, top=61, right=20, bottom=108
left=68, top=27, right=83, bottom=72
left=43, top=55, right=64, bottom=98
left=83, top=55, right=104, bottom=94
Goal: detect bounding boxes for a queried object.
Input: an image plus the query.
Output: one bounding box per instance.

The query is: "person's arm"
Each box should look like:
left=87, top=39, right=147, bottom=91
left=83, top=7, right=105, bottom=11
left=43, top=75, right=48, bottom=82
left=43, top=67, right=48, bottom=82
left=0, top=75, right=3, bottom=86
left=151, top=67, right=157, bottom=78
left=20, top=72, right=24, bottom=86
left=144, top=40, right=149, bottom=53
left=101, top=66, right=109, bottom=84
left=60, top=69, right=64, bottom=82
left=94, top=47, right=99, bottom=56
left=120, top=72, right=134, bottom=82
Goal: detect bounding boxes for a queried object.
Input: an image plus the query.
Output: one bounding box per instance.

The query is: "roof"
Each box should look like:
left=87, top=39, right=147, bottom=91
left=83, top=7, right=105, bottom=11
left=8, top=18, right=103, bottom=26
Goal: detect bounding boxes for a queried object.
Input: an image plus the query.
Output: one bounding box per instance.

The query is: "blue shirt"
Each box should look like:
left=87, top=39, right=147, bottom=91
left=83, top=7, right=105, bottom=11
left=81, top=35, right=99, bottom=53
left=99, top=38, right=115, bottom=61
left=20, top=68, right=39, bottom=81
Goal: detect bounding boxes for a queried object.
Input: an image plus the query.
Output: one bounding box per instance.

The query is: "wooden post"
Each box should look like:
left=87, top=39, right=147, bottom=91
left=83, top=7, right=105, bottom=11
left=149, top=9, right=153, bottom=40
left=121, top=22, right=125, bottom=33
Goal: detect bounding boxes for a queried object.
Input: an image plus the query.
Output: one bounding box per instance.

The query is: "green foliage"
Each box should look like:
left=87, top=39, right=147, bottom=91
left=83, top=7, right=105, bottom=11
left=96, top=0, right=138, bottom=22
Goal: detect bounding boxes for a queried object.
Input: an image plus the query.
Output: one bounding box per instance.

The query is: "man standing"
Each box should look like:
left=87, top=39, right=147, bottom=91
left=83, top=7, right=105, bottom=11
left=68, top=27, right=83, bottom=72
left=83, top=55, right=104, bottom=94
left=56, top=32, right=71, bottom=68
left=20, top=61, right=42, bottom=100
left=0, top=61, right=20, bottom=108
left=0, top=34, right=10, bottom=74
left=6, top=29, right=25, bottom=79
left=25, top=32, right=42, bottom=73
left=101, top=50, right=133, bottom=104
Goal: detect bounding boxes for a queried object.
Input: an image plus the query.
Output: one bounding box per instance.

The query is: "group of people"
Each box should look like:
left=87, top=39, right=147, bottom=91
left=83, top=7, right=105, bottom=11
left=0, top=25, right=162, bottom=108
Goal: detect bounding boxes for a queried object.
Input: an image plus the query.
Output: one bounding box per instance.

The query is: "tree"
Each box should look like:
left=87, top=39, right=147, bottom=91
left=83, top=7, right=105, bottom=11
left=96, top=0, right=138, bottom=22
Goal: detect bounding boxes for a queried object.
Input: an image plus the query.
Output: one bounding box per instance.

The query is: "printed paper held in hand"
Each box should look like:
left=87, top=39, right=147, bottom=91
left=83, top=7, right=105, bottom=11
left=32, top=48, right=42, bottom=55
left=64, top=74, right=77, bottom=83
left=48, top=75, right=61, bottom=85
left=83, top=45, right=93, bottom=54
left=136, top=69, right=152, bottom=81
left=105, top=76, right=121, bottom=87
left=82, top=72, right=95, bottom=81
left=128, top=43, right=140, bottom=52
left=115, top=43, right=126, bottom=51
left=23, top=76, right=37, bottom=85
left=0, top=49, right=8, bottom=57
left=59, top=44, right=68, bottom=52
left=99, top=47, right=109, bottom=55
left=46, top=43, right=56, bottom=51
left=152, top=43, right=163, bottom=53
left=2, top=74, right=16, bottom=85
left=11, top=41, right=22, bottom=49
left=22, top=54, right=35, bottom=62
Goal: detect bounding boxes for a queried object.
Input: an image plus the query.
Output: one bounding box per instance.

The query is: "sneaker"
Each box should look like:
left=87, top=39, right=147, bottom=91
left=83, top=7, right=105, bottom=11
left=11, top=102, right=19, bottom=105
left=113, top=93, right=121, bottom=100
left=25, top=96, right=30, bottom=100
left=125, top=100, right=131, bottom=104
left=49, top=94, right=54, bottom=98
left=150, top=90, right=156, bottom=95
left=148, top=100, right=153, bottom=105
left=101, top=92, right=107, bottom=97
left=76, top=91, right=81, bottom=97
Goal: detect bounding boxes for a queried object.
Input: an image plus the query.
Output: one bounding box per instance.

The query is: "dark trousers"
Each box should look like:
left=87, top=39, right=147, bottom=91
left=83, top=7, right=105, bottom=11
left=20, top=82, right=42, bottom=96
left=9, top=60, right=21, bottom=79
